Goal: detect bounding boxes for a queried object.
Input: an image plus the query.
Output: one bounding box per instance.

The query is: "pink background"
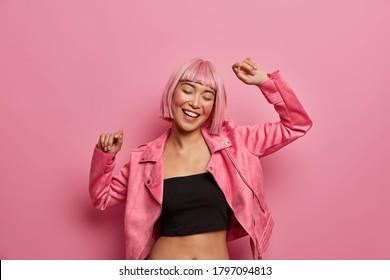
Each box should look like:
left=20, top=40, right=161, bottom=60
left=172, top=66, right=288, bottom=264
left=1, top=0, right=389, bottom=260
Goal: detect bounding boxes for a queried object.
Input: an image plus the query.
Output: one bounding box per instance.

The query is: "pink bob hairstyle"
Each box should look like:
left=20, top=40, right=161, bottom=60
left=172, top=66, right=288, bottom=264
left=159, top=58, right=227, bottom=135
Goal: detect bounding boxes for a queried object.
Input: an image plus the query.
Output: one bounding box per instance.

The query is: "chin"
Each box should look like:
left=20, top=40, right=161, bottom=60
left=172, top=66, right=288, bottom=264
left=174, top=121, right=202, bottom=134
left=179, top=125, right=201, bottom=133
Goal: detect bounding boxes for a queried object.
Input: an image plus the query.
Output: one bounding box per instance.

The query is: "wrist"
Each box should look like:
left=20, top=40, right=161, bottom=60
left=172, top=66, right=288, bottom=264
left=257, top=74, right=270, bottom=85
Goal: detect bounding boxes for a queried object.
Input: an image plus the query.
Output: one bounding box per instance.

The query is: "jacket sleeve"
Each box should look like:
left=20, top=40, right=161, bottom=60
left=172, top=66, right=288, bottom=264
left=237, top=70, right=313, bottom=157
left=89, top=147, right=129, bottom=210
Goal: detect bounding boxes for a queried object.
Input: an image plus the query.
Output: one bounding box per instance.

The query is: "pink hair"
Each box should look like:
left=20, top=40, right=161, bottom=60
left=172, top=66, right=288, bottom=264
left=160, top=58, right=227, bottom=135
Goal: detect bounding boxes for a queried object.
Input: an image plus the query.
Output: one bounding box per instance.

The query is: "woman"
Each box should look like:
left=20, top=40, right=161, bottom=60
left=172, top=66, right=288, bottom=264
left=89, top=58, right=312, bottom=260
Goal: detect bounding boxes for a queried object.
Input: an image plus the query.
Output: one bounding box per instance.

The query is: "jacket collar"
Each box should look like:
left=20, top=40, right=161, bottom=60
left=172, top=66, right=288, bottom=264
left=138, top=125, right=232, bottom=163
left=138, top=129, right=170, bottom=163
left=200, top=125, right=233, bottom=152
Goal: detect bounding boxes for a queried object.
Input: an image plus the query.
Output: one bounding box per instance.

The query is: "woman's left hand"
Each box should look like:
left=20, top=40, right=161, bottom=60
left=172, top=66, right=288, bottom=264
left=232, top=58, right=269, bottom=85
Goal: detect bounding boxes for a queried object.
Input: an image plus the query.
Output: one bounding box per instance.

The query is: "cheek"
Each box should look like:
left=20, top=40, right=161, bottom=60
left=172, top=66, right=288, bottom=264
left=172, top=91, right=187, bottom=107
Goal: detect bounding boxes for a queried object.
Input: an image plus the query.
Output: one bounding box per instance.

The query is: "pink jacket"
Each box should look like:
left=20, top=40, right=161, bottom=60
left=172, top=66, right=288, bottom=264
left=89, top=70, right=312, bottom=260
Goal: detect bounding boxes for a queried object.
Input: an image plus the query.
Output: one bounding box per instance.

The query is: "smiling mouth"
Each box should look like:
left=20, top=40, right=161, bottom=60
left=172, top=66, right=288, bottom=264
left=182, top=109, right=200, bottom=118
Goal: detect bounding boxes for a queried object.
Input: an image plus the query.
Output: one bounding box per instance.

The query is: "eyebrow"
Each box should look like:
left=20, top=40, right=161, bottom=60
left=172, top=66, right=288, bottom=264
left=181, top=82, right=215, bottom=95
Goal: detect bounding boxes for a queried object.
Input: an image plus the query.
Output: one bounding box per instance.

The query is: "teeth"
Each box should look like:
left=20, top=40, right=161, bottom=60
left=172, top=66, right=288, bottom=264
left=183, top=110, right=199, bottom=118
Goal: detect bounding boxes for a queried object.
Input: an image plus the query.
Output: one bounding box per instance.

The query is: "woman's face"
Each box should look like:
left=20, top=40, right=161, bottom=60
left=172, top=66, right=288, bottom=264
left=171, top=81, right=215, bottom=134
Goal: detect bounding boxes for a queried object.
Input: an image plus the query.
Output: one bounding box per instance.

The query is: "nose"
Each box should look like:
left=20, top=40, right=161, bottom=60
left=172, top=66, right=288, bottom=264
left=189, top=94, right=201, bottom=109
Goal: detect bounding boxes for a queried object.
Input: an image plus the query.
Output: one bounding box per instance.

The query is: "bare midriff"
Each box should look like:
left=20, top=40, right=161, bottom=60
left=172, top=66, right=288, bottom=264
left=149, top=230, right=229, bottom=260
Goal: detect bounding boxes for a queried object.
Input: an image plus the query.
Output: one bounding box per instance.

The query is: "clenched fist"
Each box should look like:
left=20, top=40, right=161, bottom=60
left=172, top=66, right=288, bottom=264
left=232, top=57, right=269, bottom=85
left=97, top=130, right=123, bottom=153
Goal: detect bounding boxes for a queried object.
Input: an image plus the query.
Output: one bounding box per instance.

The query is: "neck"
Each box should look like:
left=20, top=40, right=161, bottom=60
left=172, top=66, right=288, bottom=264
left=168, top=125, right=205, bottom=150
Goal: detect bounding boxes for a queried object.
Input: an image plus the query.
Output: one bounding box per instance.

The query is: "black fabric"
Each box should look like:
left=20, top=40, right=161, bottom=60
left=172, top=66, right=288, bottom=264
left=160, top=172, right=231, bottom=236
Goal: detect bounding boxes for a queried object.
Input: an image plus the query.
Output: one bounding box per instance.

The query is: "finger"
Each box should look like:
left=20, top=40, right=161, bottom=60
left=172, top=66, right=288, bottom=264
left=232, top=62, right=241, bottom=69
left=232, top=62, right=241, bottom=73
left=113, top=130, right=123, bottom=149
left=101, top=134, right=107, bottom=151
left=244, top=57, right=256, bottom=66
left=107, top=134, right=115, bottom=151
left=244, top=58, right=258, bottom=72
left=99, top=134, right=106, bottom=150
left=116, top=131, right=124, bottom=146
left=239, top=62, right=256, bottom=75
left=115, top=130, right=123, bottom=139
left=104, top=134, right=111, bottom=151
left=244, top=58, right=257, bottom=69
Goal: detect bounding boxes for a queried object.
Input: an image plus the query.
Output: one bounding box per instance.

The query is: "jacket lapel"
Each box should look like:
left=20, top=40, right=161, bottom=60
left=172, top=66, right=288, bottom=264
left=201, top=126, right=232, bottom=152
left=139, top=129, right=170, bottom=204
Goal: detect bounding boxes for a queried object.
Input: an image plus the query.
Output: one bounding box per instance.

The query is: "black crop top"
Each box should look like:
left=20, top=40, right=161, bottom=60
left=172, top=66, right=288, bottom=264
left=160, top=172, right=231, bottom=236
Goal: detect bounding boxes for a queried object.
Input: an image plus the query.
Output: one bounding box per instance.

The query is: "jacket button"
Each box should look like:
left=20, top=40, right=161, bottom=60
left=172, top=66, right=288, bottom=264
left=147, top=180, right=151, bottom=184
left=224, top=141, right=230, bottom=146
left=209, top=166, right=213, bottom=171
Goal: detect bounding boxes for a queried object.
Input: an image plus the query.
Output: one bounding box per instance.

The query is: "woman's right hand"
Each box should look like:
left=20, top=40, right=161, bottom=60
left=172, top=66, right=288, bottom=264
left=97, top=130, right=123, bottom=153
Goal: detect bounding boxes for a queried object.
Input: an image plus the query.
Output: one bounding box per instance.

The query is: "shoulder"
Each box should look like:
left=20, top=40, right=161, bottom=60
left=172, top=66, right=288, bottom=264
left=130, top=129, right=170, bottom=156
left=132, top=144, right=148, bottom=153
left=220, top=118, right=239, bottom=135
